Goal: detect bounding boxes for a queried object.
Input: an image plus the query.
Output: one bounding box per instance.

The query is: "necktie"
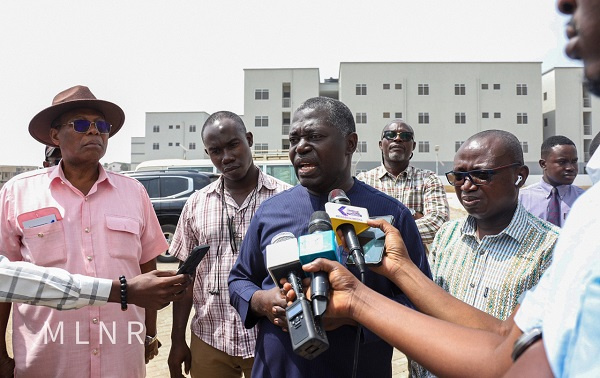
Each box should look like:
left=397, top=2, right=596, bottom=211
left=547, top=187, right=561, bottom=227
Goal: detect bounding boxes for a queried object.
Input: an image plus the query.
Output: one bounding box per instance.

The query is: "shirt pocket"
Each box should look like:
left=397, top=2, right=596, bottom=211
left=21, top=221, right=67, bottom=266
left=105, top=215, right=141, bottom=261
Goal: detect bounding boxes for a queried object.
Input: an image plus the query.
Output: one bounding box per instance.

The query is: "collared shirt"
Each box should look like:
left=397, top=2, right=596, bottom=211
left=228, top=180, right=431, bottom=378
left=430, top=203, right=558, bottom=320
left=170, top=169, right=290, bottom=359
left=515, top=182, right=600, bottom=377
left=356, top=165, right=449, bottom=244
left=519, top=179, right=584, bottom=227
left=0, top=165, right=167, bottom=378
left=0, top=255, right=111, bottom=309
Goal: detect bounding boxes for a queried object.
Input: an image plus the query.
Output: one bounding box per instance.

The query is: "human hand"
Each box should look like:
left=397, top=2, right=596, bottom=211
left=366, top=219, right=412, bottom=280
left=168, top=340, right=191, bottom=378
left=413, top=211, right=424, bottom=220
left=0, top=354, right=14, bottom=378
left=128, top=270, right=191, bottom=310
left=145, top=338, right=161, bottom=364
left=250, top=287, right=288, bottom=330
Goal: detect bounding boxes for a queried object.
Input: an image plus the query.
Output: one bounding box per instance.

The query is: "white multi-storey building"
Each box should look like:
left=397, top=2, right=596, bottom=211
left=243, top=62, right=543, bottom=173
left=542, top=67, right=600, bottom=163
left=131, top=111, right=210, bottom=169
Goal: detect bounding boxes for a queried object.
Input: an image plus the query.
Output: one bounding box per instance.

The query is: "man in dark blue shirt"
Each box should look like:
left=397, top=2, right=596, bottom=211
left=228, top=97, right=431, bottom=377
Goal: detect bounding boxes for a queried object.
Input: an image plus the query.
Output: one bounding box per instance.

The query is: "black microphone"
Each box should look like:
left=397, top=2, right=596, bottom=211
left=325, top=189, right=368, bottom=275
left=298, top=211, right=339, bottom=318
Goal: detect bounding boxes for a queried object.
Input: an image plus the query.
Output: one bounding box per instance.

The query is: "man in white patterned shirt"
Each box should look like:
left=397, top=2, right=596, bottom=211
left=0, top=255, right=189, bottom=310
left=356, top=120, right=449, bottom=248
left=411, top=129, right=559, bottom=377
left=168, top=111, right=291, bottom=378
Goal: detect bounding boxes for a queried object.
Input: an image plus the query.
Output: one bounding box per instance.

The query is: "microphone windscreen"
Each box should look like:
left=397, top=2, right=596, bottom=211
left=327, top=189, right=351, bottom=205
left=308, top=211, right=333, bottom=234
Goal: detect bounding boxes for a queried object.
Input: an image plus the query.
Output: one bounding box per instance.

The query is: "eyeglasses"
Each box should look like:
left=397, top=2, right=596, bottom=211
left=382, top=130, right=414, bottom=142
left=63, top=120, right=112, bottom=134
left=445, top=163, right=521, bottom=186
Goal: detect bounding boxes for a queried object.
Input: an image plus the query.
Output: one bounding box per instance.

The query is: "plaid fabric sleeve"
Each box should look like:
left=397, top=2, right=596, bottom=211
left=416, top=173, right=450, bottom=244
left=0, top=255, right=111, bottom=310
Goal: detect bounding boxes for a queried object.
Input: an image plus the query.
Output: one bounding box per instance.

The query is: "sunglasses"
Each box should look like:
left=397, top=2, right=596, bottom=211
left=63, top=120, right=112, bottom=134
left=445, top=163, right=521, bottom=186
left=382, top=130, right=414, bottom=142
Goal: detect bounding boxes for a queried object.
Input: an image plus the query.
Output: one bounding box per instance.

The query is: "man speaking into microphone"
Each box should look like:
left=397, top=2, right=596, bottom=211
left=229, top=97, right=431, bottom=378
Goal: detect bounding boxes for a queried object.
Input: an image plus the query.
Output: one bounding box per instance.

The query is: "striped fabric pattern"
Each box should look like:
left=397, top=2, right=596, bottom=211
left=429, top=203, right=559, bottom=320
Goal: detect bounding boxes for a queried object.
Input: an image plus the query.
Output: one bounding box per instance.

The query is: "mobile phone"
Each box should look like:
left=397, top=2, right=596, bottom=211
left=177, top=245, right=210, bottom=275
left=347, top=215, right=394, bottom=266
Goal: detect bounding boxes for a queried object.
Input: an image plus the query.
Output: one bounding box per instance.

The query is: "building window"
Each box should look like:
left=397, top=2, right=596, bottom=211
left=356, top=84, right=367, bottom=95
left=494, top=112, right=501, bottom=119
left=516, top=84, right=528, bottom=95
left=176, top=142, right=180, bottom=146
left=517, top=113, right=528, bottom=124
left=481, top=83, right=489, bottom=90
left=455, top=141, right=464, bottom=152
left=418, top=112, right=429, bottom=124
left=153, top=125, right=160, bottom=132
left=544, top=118, right=548, bottom=127
left=418, top=84, right=429, bottom=95
left=255, top=116, right=269, bottom=127
left=169, top=125, right=173, bottom=129
left=282, top=141, right=290, bottom=150
left=395, top=112, right=403, bottom=119
left=255, top=89, right=269, bottom=100
left=482, top=112, right=489, bottom=118
left=189, top=142, right=196, bottom=150
left=418, top=141, right=430, bottom=153
left=189, top=125, right=196, bottom=132
left=357, top=141, right=368, bottom=153
left=254, top=143, right=268, bottom=154
left=282, top=112, right=291, bottom=135
left=153, top=143, right=159, bottom=150
left=168, top=142, right=173, bottom=147
left=383, top=83, right=390, bottom=90
left=521, top=142, right=529, bottom=153
left=584, top=112, right=592, bottom=135
left=176, top=125, right=180, bottom=129
left=282, top=83, right=291, bottom=108
left=356, top=113, right=367, bottom=124
left=395, top=83, right=402, bottom=90
left=455, top=84, right=466, bottom=95
left=383, top=112, right=390, bottom=118
left=493, top=83, right=501, bottom=90
left=455, top=112, right=466, bottom=124
left=583, top=85, right=592, bottom=107
left=543, top=92, right=548, bottom=101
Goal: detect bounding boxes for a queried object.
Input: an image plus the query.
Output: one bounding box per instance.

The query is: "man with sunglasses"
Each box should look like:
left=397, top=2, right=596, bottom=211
left=167, top=111, right=290, bottom=378
left=410, top=129, right=559, bottom=377
left=356, top=120, right=449, bottom=250
left=0, top=85, right=169, bottom=377
left=42, top=146, right=61, bottom=167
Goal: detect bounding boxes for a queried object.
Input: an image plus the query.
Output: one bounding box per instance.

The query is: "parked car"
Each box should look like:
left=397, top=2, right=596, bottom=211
left=125, top=170, right=214, bottom=262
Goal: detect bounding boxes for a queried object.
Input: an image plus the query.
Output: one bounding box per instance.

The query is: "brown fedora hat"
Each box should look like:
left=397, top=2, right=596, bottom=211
left=29, top=85, right=125, bottom=147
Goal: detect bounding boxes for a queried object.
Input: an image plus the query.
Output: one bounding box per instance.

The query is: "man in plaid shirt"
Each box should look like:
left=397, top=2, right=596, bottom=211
left=356, top=119, right=449, bottom=247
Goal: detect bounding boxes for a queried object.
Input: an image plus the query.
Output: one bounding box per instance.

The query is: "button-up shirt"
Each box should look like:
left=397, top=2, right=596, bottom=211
left=0, top=165, right=167, bottom=378
left=519, top=179, right=584, bottom=227
left=356, top=165, right=449, bottom=244
left=169, top=170, right=290, bottom=358
left=0, top=255, right=111, bottom=309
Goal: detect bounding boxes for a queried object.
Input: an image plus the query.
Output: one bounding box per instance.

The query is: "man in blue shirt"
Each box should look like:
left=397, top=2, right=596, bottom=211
left=228, top=97, right=431, bottom=377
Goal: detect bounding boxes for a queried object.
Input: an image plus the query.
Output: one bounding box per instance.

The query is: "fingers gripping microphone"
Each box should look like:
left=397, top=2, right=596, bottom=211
left=325, top=189, right=369, bottom=275
left=298, top=211, right=339, bottom=318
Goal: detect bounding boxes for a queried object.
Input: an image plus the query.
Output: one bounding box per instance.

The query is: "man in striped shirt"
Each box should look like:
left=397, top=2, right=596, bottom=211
left=412, top=130, right=559, bottom=377
left=168, top=111, right=291, bottom=378
left=356, top=120, right=449, bottom=249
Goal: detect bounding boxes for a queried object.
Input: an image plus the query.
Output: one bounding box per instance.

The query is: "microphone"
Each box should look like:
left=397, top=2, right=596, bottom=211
left=325, top=189, right=368, bottom=275
left=266, top=232, right=302, bottom=288
left=298, top=211, right=339, bottom=318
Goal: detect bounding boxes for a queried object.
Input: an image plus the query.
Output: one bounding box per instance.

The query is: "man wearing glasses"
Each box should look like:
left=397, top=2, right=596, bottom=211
left=167, top=111, right=290, bottom=378
left=356, top=120, right=449, bottom=251
left=411, top=129, right=559, bottom=377
left=0, top=85, right=168, bottom=377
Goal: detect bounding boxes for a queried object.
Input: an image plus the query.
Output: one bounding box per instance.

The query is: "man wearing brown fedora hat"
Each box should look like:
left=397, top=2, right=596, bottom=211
left=0, top=85, right=168, bottom=377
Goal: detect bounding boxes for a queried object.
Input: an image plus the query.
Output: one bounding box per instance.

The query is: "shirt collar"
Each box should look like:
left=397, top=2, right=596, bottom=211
left=539, top=179, right=570, bottom=198
left=48, top=163, right=113, bottom=189
left=378, top=164, right=413, bottom=180
left=461, top=202, right=529, bottom=244
left=206, top=166, right=274, bottom=195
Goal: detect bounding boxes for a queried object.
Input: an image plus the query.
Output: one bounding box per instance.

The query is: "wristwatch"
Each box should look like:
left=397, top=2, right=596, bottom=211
left=512, top=327, right=542, bottom=361
left=145, top=334, right=159, bottom=346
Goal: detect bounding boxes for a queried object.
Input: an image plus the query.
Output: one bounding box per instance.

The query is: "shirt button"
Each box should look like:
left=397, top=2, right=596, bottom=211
left=85, top=197, right=89, bottom=201
left=470, top=283, right=475, bottom=288
left=480, top=250, right=485, bottom=255
left=37, top=233, right=44, bottom=238
left=87, top=256, right=93, bottom=261
left=92, top=318, right=99, bottom=324
left=92, top=349, right=99, bottom=355
left=85, top=227, right=90, bottom=233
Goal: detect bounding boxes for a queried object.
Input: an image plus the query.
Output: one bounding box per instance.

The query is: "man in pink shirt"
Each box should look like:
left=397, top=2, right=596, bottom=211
left=0, top=85, right=168, bottom=377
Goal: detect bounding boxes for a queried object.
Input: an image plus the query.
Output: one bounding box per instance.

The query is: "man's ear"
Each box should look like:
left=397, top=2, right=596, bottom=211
left=379, top=140, right=383, bottom=151
left=50, top=128, right=60, bottom=147
left=516, top=165, right=530, bottom=188
left=539, top=158, right=546, bottom=170
left=346, top=132, right=358, bottom=155
left=246, top=132, right=254, bottom=148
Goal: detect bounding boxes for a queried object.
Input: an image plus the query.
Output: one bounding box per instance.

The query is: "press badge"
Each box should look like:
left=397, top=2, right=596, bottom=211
left=17, top=207, right=63, bottom=229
